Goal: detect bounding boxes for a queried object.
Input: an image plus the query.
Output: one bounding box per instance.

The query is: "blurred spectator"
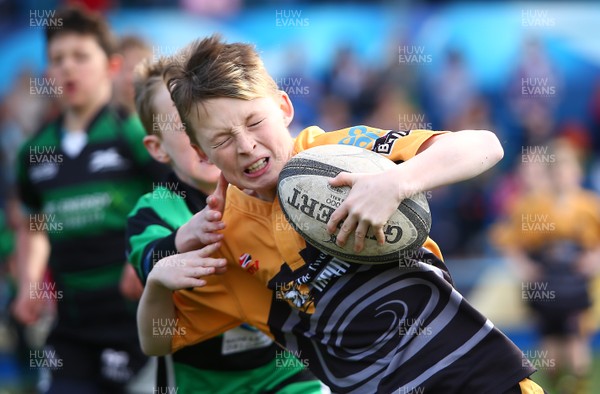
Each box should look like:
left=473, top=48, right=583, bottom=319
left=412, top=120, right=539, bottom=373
left=322, top=46, right=371, bottom=122
left=491, top=140, right=600, bottom=394
left=447, top=95, right=493, bottom=132
left=507, top=37, right=562, bottom=125
left=113, top=35, right=152, bottom=114
left=277, top=44, right=321, bottom=135
left=365, top=85, right=418, bottom=131
left=180, top=0, right=241, bottom=17
left=429, top=48, right=476, bottom=130
left=317, top=94, right=351, bottom=132
left=588, top=79, right=600, bottom=154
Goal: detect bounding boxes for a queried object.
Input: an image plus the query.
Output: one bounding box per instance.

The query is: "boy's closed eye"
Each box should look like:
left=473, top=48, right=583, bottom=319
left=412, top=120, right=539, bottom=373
left=211, top=136, right=232, bottom=149
left=248, top=118, right=265, bottom=128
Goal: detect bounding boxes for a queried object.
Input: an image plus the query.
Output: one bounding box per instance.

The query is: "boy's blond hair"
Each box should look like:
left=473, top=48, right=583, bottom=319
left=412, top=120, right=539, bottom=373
left=134, top=57, right=170, bottom=136
left=165, top=34, right=279, bottom=145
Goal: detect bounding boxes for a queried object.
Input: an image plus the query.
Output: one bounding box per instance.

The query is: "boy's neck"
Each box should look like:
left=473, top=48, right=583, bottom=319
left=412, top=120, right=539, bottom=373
left=63, top=86, right=111, bottom=132
left=173, top=169, right=216, bottom=196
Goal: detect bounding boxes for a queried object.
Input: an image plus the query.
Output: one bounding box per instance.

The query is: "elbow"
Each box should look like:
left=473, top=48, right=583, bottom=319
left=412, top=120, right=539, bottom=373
left=140, top=339, right=170, bottom=357
left=480, top=130, right=504, bottom=166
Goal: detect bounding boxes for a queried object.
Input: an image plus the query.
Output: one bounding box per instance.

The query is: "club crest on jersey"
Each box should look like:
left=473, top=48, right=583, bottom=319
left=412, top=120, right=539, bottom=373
left=337, top=126, right=384, bottom=148
left=29, top=163, right=60, bottom=182
left=89, top=148, right=130, bottom=173
left=239, top=253, right=259, bottom=274
left=372, top=130, right=410, bottom=155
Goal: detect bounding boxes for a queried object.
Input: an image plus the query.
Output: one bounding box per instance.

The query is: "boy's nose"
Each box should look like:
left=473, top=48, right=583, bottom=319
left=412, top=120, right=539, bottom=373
left=237, top=131, right=256, bottom=154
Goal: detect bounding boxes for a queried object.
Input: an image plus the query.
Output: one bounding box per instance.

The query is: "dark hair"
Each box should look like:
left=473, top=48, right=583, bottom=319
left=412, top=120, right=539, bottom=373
left=45, top=6, right=116, bottom=57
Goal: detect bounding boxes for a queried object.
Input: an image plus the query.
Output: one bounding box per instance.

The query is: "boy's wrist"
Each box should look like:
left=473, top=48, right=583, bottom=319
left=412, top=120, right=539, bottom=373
left=145, top=271, right=171, bottom=294
left=390, top=164, right=422, bottom=202
left=174, top=223, right=195, bottom=252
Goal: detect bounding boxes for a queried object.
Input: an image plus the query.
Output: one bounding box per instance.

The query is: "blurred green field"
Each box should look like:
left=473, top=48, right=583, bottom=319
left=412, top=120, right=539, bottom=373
left=517, top=350, right=600, bottom=394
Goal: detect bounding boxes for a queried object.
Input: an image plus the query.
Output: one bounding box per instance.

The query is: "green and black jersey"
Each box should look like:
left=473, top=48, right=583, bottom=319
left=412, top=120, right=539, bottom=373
left=127, top=173, right=323, bottom=394
left=16, top=105, right=167, bottom=342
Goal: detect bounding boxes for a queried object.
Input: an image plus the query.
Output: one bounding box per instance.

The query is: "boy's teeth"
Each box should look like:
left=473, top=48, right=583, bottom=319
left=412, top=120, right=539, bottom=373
left=247, top=158, right=267, bottom=173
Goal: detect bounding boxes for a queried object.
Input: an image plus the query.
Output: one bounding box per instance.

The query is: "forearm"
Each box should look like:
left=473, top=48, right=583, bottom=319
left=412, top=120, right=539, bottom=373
left=174, top=222, right=203, bottom=252
left=16, top=222, right=50, bottom=291
left=137, top=279, right=176, bottom=356
left=393, top=130, right=504, bottom=195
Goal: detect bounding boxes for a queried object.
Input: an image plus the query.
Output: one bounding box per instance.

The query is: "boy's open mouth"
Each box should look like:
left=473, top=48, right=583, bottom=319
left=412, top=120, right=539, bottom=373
left=245, top=157, right=269, bottom=174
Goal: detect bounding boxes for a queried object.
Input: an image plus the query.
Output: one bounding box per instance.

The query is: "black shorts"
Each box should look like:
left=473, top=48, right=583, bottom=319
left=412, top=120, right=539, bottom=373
left=533, top=309, right=586, bottom=337
left=43, top=334, right=148, bottom=394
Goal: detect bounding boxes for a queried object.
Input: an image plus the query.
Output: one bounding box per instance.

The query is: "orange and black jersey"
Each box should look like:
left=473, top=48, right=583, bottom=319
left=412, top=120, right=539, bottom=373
left=171, top=126, right=535, bottom=393
left=492, top=189, right=600, bottom=252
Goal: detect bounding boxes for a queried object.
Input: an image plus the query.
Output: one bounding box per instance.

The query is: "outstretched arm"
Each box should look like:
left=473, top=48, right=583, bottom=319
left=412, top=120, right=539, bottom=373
left=137, top=243, right=226, bottom=355
left=327, top=129, right=504, bottom=251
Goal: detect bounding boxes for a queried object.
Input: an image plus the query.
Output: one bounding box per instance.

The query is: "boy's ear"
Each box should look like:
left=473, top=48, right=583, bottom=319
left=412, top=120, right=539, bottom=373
left=278, top=91, right=295, bottom=127
left=191, top=143, right=212, bottom=164
left=107, top=53, right=123, bottom=78
left=143, top=135, right=171, bottom=164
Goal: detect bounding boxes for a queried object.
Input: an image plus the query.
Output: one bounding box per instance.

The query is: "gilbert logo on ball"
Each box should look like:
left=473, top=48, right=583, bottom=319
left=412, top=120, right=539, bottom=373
left=277, top=144, right=431, bottom=264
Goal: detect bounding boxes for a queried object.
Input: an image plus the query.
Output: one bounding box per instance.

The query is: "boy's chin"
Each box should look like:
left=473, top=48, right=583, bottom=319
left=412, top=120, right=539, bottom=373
left=62, top=97, right=93, bottom=111
left=239, top=178, right=278, bottom=198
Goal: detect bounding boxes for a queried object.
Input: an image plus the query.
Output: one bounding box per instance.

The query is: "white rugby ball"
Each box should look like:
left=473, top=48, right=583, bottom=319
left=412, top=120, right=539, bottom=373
left=277, top=144, right=431, bottom=264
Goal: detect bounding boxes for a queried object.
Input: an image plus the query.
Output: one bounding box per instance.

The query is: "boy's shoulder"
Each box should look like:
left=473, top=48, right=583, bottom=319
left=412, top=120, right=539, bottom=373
left=129, top=187, right=188, bottom=216
left=293, top=124, right=387, bottom=149
left=110, top=104, right=144, bottom=131
left=294, top=125, right=439, bottom=160
left=18, top=117, right=62, bottom=158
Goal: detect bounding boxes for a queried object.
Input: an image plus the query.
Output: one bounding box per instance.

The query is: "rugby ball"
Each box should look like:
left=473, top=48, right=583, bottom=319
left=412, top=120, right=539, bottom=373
left=277, top=144, right=431, bottom=264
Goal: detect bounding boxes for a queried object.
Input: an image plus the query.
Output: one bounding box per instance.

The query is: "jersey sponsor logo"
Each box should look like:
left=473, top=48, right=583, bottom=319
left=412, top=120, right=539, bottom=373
left=100, top=348, right=132, bottom=383
left=337, top=126, right=384, bottom=148
left=278, top=282, right=310, bottom=308
left=29, top=163, right=60, bottom=182
left=89, top=148, right=130, bottom=173
left=221, top=325, right=272, bottom=355
left=372, top=130, right=410, bottom=155
left=310, top=258, right=351, bottom=292
left=44, top=192, right=112, bottom=230
left=239, top=253, right=259, bottom=274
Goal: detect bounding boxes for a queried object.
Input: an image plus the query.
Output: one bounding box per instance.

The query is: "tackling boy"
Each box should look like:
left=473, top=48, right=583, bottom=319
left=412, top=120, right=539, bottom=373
left=126, top=56, right=326, bottom=393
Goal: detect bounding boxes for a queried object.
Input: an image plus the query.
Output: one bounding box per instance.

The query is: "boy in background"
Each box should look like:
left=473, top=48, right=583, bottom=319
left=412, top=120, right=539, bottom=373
left=113, top=35, right=152, bottom=115
left=492, top=140, right=600, bottom=394
left=13, top=7, right=165, bottom=392
left=126, top=56, right=325, bottom=393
